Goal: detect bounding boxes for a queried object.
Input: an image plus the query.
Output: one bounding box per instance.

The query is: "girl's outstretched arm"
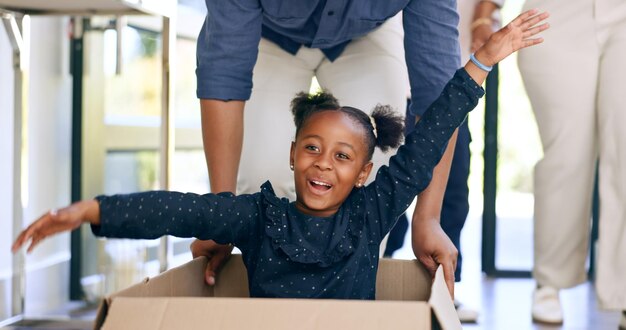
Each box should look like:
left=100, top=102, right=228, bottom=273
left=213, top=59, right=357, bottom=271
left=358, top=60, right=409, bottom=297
left=13, top=190, right=261, bottom=254
left=410, top=8, right=549, bottom=296
left=465, top=9, right=549, bottom=85
left=12, top=200, right=100, bottom=253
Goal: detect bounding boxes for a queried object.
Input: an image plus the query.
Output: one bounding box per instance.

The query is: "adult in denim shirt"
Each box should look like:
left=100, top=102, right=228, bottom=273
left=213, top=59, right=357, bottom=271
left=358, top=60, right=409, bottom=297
left=193, top=0, right=461, bottom=295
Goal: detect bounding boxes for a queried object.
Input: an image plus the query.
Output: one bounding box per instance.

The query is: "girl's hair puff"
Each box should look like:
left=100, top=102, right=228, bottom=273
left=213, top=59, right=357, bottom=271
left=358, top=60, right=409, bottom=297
left=369, top=104, right=404, bottom=153
left=291, top=91, right=341, bottom=137
left=291, top=91, right=404, bottom=161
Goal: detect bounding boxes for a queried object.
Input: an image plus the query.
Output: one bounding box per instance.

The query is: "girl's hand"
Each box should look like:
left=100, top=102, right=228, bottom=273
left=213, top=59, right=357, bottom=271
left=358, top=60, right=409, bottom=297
left=475, top=9, right=550, bottom=67
left=12, top=200, right=100, bottom=253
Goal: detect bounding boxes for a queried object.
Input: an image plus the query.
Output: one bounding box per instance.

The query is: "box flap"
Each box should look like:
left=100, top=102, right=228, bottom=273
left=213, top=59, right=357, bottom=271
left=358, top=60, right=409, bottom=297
left=95, top=257, right=213, bottom=329
left=102, top=297, right=432, bottom=330
left=210, top=255, right=250, bottom=297
left=110, top=257, right=213, bottom=299
left=376, top=258, right=431, bottom=301
left=95, top=256, right=461, bottom=329
left=428, top=266, right=462, bottom=330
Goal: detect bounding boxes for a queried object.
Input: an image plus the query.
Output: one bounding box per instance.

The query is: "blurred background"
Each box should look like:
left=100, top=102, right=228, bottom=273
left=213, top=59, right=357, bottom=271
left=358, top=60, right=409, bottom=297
left=0, top=1, right=618, bottom=329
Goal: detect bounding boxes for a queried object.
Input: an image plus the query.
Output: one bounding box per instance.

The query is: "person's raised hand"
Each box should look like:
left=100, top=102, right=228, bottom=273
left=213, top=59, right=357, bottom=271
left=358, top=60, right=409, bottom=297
left=475, top=9, right=549, bottom=67
left=12, top=200, right=100, bottom=253
left=190, top=239, right=234, bottom=286
left=412, top=217, right=458, bottom=298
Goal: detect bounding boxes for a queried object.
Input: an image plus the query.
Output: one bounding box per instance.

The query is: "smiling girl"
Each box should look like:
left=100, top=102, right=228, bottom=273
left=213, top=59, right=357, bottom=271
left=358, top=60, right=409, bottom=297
left=12, top=9, right=549, bottom=298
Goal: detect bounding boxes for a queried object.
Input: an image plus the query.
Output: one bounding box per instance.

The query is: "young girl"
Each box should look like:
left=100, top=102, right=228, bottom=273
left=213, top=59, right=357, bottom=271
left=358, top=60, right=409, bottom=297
left=12, top=9, right=549, bottom=299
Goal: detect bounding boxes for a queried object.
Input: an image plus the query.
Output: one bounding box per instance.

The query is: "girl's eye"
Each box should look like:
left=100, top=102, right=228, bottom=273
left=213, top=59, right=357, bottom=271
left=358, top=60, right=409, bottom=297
left=336, top=153, right=350, bottom=160
left=305, top=145, right=319, bottom=152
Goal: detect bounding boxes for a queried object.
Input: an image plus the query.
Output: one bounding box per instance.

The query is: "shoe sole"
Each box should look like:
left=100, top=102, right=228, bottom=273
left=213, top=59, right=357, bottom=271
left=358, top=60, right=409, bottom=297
left=532, top=317, right=563, bottom=326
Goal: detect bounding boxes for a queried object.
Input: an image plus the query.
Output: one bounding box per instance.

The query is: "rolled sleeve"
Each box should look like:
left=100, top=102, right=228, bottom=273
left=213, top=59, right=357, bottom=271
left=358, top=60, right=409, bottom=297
left=196, top=0, right=263, bottom=101
left=403, top=0, right=460, bottom=117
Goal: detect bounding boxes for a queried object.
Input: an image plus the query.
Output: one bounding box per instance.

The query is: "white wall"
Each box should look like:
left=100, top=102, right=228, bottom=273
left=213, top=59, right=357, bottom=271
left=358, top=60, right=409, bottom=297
left=23, top=16, right=73, bottom=315
left=0, top=15, right=16, bottom=321
left=0, top=15, right=73, bottom=319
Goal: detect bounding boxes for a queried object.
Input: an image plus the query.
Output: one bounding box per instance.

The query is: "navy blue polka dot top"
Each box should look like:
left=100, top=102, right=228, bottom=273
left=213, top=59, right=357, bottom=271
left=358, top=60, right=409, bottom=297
left=92, top=69, right=484, bottom=299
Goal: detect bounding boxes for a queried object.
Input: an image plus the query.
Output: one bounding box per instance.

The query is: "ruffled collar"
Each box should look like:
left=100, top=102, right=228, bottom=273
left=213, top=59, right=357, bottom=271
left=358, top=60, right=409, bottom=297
left=260, top=181, right=362, bottom=267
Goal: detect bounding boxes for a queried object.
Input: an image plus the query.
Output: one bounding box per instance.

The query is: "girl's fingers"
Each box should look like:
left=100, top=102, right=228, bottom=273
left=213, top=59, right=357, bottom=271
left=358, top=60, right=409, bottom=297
left=11, top=231, right=26, bottom=252
left=515, top=8, right=539, bottom=24
left=16, top=228, right=35, bottom=252
left=12, top=230, right=31, bottom=252
left=11, top=210, right=54, bottom=253
left=521, top=12, right=550, bottom=31
left=523, top=23, right=550, bottom=38
left=27, top=234, right=44, bottom=253
left=13, top=224, right=36, bottom=251
left=521, top=37, right=544, bottom=49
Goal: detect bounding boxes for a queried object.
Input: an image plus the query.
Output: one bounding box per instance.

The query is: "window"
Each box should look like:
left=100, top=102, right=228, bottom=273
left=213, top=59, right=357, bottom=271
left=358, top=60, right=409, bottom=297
left=80, top=6, right=207, bottom=297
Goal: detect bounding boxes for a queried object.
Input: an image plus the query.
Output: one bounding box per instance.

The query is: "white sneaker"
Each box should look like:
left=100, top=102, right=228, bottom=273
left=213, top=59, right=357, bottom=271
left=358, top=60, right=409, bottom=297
left=619, top=311, right=626, bottom=330
left=532, top=286, right=563, bottom=325
left=454, top=299, right=479, bottom=323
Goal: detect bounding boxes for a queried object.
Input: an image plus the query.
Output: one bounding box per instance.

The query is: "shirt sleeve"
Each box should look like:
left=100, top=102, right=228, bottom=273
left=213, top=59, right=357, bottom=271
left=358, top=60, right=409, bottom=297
left=196, top=0, right=263, bottom=101
left=403, top=0, right=461, bottom=117
left=91, top=191, right=263, bottom=250
left=364, top=69, right=485, bottom=240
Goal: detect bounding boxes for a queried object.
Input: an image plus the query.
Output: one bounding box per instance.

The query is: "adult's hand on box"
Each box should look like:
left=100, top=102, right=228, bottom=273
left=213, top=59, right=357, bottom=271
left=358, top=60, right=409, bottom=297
left=190, top=239, right=234, bottom=286
left=412, top=217, right=458, bottom=298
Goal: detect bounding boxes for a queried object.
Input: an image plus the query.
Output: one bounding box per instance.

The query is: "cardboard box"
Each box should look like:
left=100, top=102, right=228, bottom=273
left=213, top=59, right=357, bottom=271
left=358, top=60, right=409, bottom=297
left=95, top=255, right=461, bottom=329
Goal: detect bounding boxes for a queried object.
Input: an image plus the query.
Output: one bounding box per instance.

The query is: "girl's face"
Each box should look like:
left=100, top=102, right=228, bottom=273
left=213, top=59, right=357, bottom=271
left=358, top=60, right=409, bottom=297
left=290, top=111, right=373, bottom=217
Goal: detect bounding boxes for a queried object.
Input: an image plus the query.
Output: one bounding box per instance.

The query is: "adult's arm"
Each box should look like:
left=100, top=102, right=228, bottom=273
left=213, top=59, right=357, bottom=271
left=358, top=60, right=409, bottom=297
left=197, top=100, right=243, bottom=285
left=201, top=100, right=245, bottom=193
left=403, top=0, right=461, bottom=296
left=194, top=0, right=263, bottom=283
left=197, top=0, right=263, bottom=191
left=196, top=0, right=264, bottom=191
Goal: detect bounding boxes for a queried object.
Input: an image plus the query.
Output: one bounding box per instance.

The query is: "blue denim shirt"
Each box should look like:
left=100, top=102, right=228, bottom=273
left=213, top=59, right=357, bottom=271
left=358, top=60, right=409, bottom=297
left=196, top=0, right=460, bottom=116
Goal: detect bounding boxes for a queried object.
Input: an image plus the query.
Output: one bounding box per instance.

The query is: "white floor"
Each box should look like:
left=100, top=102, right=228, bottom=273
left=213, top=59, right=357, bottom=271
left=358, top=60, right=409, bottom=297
left=390, top=196, right=623, bottom=329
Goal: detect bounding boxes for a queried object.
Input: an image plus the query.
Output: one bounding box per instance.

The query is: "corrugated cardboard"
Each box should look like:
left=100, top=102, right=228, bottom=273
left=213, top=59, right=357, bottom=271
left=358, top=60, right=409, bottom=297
left=94, top=255, right=461, bottom=329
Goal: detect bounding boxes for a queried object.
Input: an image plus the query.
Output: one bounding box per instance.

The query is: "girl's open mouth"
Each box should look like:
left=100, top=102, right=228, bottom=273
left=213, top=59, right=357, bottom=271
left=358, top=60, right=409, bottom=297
left=308, top=179, right=333, bottom=193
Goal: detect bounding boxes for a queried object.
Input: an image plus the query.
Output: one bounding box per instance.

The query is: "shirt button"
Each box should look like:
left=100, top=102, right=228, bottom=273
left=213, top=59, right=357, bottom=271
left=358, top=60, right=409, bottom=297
left=327, top=10, right=334, bottom=16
